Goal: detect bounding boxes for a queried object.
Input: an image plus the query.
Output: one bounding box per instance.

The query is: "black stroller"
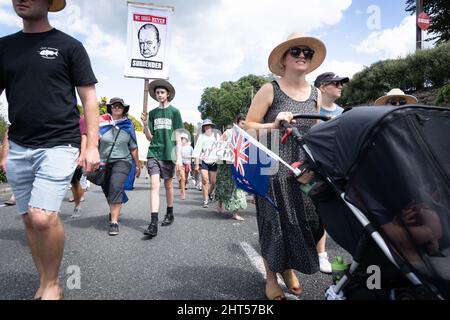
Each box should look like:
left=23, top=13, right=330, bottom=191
left=281, top=105, right=450, bottom=300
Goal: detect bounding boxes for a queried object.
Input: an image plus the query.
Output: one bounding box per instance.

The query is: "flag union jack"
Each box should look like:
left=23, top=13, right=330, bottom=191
left=230, top=130, right=250, bottom=176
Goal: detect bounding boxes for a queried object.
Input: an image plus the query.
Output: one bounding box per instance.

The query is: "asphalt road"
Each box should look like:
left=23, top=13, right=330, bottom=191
left=0, top=176, right=350, bottom=300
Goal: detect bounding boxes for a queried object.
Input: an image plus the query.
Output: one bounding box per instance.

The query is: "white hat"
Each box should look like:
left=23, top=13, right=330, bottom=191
left=180, top=133, right=189, bottom=141
left=374, top=88, right=418, bottom=106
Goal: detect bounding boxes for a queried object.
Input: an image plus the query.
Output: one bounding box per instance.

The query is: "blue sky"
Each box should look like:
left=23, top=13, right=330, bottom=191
left=0, top=0, right=434, bottom=125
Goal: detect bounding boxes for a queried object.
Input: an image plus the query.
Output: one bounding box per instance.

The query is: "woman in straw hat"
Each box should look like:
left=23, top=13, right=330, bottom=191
left=374, top=88, right=418, bottom=106
left=245, top=33, right=326, bottom=300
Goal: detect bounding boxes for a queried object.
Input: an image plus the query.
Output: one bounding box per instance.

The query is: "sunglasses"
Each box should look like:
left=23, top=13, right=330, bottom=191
left=111, top=104, right=125, bottom=109
left=323, top=81, right=345, bottom=88
left=288, top=47, right=315, bottom=60
left=387, top=98, right=407, bottom=106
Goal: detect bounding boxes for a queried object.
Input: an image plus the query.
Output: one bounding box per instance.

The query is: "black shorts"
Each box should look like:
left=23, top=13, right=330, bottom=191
left=71, top=166, right=83, bottom=184
left=201, top=161, right=218, bottom=172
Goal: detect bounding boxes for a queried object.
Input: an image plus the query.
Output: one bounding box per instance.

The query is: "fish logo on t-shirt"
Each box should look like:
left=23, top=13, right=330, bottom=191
left=38, top=47, right=59, bottom=59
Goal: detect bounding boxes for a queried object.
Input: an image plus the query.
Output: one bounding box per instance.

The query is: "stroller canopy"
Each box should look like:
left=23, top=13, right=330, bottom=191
left=304, top=106, right=450, bottom=181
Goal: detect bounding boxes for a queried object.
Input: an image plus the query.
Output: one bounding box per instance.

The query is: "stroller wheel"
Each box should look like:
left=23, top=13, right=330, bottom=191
left=396, top=291, right=415, bottom=300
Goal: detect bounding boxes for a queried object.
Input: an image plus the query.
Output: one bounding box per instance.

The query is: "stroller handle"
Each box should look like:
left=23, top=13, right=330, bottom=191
left=292, top=113, right=332, bottom=122
left=280, top=113, right=331, bottom=144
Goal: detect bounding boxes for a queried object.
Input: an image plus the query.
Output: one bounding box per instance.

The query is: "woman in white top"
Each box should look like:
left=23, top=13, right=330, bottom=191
left=193, top=119, right=221, bottom=208
left=179, top=132, right=193, bottom=200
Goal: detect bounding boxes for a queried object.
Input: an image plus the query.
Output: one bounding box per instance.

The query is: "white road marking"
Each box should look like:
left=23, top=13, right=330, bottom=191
left=240, top=241, right=299, bottom=300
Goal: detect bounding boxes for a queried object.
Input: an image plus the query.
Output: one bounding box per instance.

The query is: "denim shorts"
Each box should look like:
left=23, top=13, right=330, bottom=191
left=200, top=161, right=218, bottom=172
left=6, top=140, right=79, bottom=214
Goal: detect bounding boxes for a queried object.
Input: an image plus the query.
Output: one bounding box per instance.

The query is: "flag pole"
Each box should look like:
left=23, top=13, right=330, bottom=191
left=143, top=79, right=149, bottom=114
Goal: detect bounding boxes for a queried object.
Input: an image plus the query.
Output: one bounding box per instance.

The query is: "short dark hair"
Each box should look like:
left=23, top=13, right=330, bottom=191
left=154, top=86, right=169, bottom=94
left=235, top=113, right=246, bottom=124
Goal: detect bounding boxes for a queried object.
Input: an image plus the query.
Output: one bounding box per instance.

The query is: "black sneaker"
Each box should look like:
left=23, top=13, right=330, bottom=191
left=143, top=222, right=158, bottom=237
left=108, top=223, right=119, bottom=236
left=161, top=214, right=174, bottom=226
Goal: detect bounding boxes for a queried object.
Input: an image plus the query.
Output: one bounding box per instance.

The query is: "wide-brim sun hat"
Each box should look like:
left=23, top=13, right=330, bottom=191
left=268, top=32, right=326, bottom=76
left=374, top=88, right=418, bottom=106
left=49, top=0, right=66, bottom=12
left=201, top=119, right=216, bottom=130
left=107, top=97, right=130, bottom=115
left=149, top=79, right=176, bottom=102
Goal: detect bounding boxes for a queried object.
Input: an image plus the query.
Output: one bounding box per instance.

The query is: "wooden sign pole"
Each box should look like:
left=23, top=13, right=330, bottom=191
left=143, top=79, right=149, bottom=115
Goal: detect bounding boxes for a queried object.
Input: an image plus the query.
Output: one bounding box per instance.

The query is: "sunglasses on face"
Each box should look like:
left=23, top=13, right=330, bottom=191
left=323, top=81, right=345, bottom=88
left=111, top=104, right=124, bottom=109
left=387, top=98, right=407, bottom=106
left=288, top=47, right=315, bottom=60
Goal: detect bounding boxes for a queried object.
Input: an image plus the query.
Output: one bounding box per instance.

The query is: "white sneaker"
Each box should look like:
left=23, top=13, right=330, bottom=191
left=318, top=252, right=332, bottom=274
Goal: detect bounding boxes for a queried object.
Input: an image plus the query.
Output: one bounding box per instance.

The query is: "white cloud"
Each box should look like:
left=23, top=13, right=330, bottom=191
left=355, top=15, right=416, bottom=59
left=0, top=0, right=21, bottom=27
left=49, top=4, right=127, bottom=69
left=171, top=0, right=353, bottom=82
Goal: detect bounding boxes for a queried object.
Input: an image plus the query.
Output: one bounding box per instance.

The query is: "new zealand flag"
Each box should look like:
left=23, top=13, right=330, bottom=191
left=230, top=125, right=278, bottom=210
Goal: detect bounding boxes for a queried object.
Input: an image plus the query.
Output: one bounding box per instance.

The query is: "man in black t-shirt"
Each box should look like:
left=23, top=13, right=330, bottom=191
left=0, top=0, right=100, bottom=300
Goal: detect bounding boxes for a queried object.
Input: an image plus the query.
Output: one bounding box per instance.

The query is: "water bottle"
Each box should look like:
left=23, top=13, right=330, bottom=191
left=331, top=256, right=349, bottom=285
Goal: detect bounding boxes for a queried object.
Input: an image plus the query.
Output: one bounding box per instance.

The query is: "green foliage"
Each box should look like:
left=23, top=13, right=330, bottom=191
left=339, top=41, right=450, bottom=106
left=198, top=74, right=270, bottom=129
left=0, top=117, right=7, bottom=142
left=0, top=110, right=6, bottom=183
left=406, top=0, right=450, bottom=44
left=129, top=115, right=143, bottom=132
left=435, top=83, right=450, bottom=107
left=184, top=122, right=195, bottom=139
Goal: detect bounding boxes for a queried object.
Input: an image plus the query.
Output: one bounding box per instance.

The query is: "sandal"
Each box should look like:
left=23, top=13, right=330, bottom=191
left=4, top=200, right=16, bottom=206
left=265, top=282, right=286, bottom=300
left=281, top=270, right=302, bottom=296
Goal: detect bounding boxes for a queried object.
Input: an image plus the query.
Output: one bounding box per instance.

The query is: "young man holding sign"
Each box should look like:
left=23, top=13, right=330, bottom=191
left=141, top=79, right=183, bottom=238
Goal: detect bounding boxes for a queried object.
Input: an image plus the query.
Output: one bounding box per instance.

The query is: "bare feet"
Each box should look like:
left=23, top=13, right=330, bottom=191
left=33, top=287, right=43, bottom=300
left=281, top=269, right=302, bottom=296
left=232, top=213, right=245, bottom=221
left=180, top=193, right=186, bottom=200
left=265, top=280, right=286, bottom=300
left=40, top=286, right=64, bottom=300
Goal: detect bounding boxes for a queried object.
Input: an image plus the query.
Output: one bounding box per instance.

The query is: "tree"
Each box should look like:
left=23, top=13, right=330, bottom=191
left=198, top=74, right=269, bottom=130
left=406, top=0, right=450, bottom=44
left=183, top=122, right=195, bottom=140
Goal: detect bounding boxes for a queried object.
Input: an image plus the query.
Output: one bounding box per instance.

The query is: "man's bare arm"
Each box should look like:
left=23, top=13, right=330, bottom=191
left=77, top=84, right=100, bottom=174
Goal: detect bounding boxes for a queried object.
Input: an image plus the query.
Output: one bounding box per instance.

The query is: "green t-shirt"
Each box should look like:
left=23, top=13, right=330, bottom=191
left=147, top=105, right=183, bottom=161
